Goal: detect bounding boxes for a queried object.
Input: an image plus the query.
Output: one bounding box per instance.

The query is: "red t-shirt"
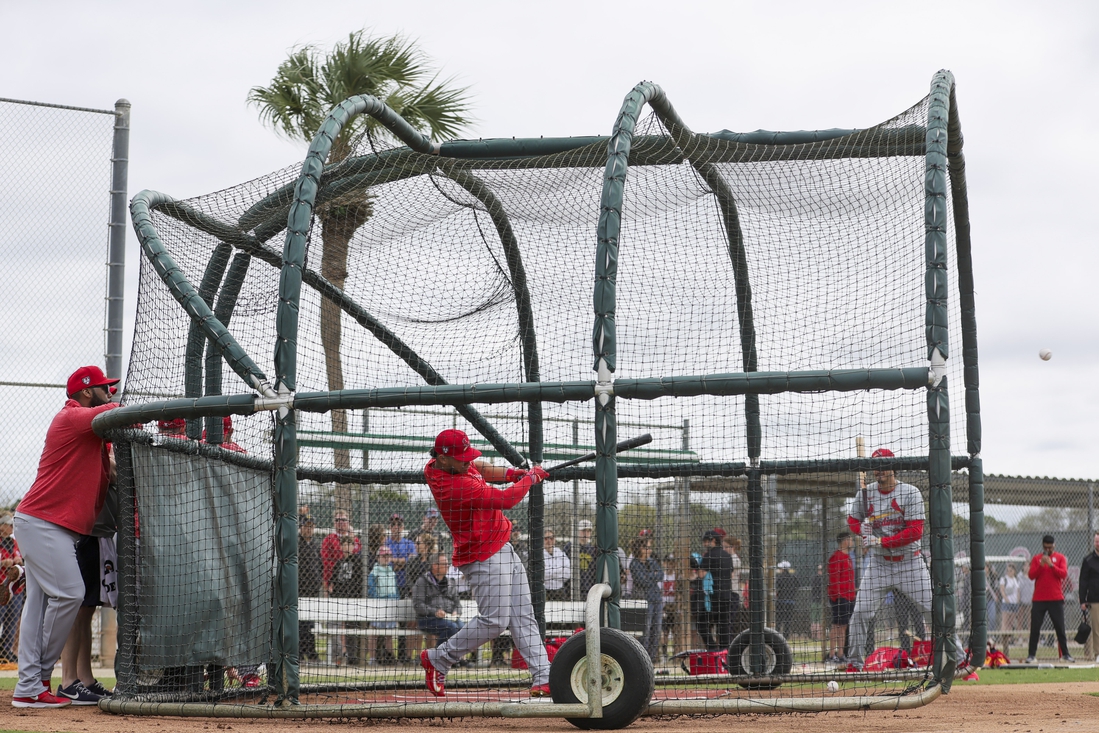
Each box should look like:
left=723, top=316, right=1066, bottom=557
left=424, top=460, right=537, bottom=566
left=1028, top=551, right=1068, bottom=602
left=827, top=549, right=856, bottom=601
left=18, top=400, right=119, bottom=535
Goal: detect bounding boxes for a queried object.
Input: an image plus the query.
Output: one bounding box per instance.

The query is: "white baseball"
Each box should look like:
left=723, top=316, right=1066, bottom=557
left=1039, top=348, right=1052, bottom=361
left=826, top=680, right=839, bottom=693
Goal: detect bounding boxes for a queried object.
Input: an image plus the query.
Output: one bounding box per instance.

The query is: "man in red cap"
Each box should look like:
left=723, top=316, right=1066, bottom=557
left=843, top=447, right=933, bottom=671
left=12, top=366, right=120, bottom=708
left=420, top=429, right=550, bottom=698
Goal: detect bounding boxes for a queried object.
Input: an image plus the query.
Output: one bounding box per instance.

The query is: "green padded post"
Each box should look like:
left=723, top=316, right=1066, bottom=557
left=184, top=242, right=233, bottom=440
left=204, top=252, right=252, bottom=443
left=113, top=440, right=137, bottom=695
left=591, top=82, right=672, bottom=627
left=926, top=70, right=958, bottom=688
left=746, top=467, right=765, bottom=672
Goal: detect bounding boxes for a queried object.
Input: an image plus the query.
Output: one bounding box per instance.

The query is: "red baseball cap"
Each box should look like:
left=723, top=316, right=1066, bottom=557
left=434, top=429, right=481, bottom=462
left=871, top=448, right=894, bottom=458
left=66, top=365, right=120, bottom=397
left=157, top=418, right=186, bottom=431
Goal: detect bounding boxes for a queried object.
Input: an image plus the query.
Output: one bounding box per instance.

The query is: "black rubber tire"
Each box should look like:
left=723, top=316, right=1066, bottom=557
left=549, top=628, right=654, bottom=730
left=726, top=628, right=793, bottom=689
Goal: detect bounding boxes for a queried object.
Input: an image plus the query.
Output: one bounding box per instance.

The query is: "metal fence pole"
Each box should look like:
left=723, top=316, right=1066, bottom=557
left=106, top=99, right=130, bottom=380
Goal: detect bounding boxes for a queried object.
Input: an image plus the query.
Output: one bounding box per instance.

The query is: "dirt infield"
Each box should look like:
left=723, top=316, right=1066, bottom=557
left=1, top=683, right=1097, bottom=732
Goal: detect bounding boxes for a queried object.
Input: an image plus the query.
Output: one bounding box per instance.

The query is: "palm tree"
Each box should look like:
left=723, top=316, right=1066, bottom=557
left=249, top=32, right=471, bottom=499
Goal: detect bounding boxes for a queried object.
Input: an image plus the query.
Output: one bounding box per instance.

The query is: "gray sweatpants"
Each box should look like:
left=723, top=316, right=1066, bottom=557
left=427, top=543, right=549, bottom=685
left=13, top=513, right=84, bottom=698
left=847, top=553, right=932, bottom=664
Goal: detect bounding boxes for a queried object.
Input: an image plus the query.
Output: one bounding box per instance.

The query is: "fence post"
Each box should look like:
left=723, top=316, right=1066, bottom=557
left=106, top=99, right=130, bottom=381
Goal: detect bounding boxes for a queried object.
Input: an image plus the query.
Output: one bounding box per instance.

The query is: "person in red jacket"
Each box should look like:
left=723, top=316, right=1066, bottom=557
left=12, top=366, right=120, bottom=708
left=419, top=429, right=549, bottom=698
left=826, top=531, right=857, bottom=663
left=1024, top=534, right=1073, bottom=663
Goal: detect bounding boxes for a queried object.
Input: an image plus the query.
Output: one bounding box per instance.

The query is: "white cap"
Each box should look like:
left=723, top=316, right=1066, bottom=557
left=777, top=561, right=792, bottom=569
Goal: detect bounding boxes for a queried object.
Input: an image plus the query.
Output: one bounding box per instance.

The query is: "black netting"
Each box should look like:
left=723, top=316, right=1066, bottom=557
left=110, top=87, right=976, bottom=714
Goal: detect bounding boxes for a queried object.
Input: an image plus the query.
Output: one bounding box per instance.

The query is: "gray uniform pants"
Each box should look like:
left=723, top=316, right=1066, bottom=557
left=13, top=513, right=83, bottom=698
left=848, top=553, right=932, bottom=664
left=427, top=543, right=549, bottom=685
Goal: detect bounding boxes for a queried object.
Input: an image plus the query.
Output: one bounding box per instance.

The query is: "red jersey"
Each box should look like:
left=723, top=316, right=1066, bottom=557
left=1028, top=551, right=1068, bottom=602
left=424, top=460, right=537, bottom=566
left=18, top=399, right=119, bottom=535
left=827, top=549, right=856, bottom=601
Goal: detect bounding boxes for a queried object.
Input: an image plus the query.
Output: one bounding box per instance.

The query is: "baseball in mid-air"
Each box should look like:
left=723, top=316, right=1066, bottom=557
left=1039, top=348, right=1052, bottom=361
left=826, top=680, right=840, bottom=693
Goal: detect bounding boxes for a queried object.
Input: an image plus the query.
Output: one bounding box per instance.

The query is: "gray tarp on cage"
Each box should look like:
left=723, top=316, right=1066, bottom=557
left=132, top=442, right=272, bottom=666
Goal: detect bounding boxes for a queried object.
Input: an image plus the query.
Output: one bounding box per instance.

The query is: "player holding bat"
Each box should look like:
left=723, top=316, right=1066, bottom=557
left=420, top=429, right=551, bottom=698
left=843, top=447, right=932, bottom=671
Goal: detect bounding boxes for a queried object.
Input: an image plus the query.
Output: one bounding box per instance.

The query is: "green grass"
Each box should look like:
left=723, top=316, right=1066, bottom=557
left=957, top=666, right=1098, bottom=685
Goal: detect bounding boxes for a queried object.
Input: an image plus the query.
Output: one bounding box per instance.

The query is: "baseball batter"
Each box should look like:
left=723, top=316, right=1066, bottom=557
left=420, top=429, right=550, bottom=697
left=844, top=447, right=931, bottom=669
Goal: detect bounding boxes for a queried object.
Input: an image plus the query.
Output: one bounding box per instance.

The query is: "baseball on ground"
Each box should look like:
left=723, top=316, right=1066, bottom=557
left=1039, top=348, right=1052, bottom=361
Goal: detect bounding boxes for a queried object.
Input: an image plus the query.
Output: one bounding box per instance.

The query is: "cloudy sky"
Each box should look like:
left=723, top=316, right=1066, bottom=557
left=2, top=0, right=1096, bottom=496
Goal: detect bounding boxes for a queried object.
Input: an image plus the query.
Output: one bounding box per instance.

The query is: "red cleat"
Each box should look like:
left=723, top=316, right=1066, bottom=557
left=421, top=650, right=445, bottom=697
left=530, top=683, right=551, bottom=697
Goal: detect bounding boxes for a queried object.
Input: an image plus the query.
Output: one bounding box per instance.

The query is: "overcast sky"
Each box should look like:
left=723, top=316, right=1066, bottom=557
left=2, top=0, right=1096, bottom=489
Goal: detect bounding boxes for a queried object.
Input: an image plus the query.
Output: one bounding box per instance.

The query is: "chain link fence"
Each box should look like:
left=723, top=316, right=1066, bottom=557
left=0, top=97, right=127, bottom=508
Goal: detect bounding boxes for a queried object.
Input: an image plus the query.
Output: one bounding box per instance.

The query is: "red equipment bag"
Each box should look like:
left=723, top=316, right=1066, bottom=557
left=511, top=636, right=569, bottom=669
left=680, top=650, right=727, bottom=676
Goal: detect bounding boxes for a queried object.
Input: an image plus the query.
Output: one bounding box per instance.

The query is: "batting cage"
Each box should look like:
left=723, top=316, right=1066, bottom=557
left=94, top=69, right=984, bottom=726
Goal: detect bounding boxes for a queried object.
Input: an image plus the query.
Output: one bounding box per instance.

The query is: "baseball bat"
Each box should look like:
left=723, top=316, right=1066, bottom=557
left=544, top=433, right=653, bottom=474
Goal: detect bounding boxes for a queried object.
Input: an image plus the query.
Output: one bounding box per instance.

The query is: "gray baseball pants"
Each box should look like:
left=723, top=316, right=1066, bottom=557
left=847, top=553, right=932, bottom=664
left=426, top=542, right=549, bottom=685
left=13, top=513, right=83, bottom=698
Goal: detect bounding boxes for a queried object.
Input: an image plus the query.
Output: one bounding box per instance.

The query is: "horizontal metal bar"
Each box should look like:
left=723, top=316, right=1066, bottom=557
left=92, top=395, right=258, bottom=436
left=99, top=699, right=591, bottom=719
left=615, top=368, right=930, bottom=399
left=293, top=382, right=596, bottom=411
left=0, top=96, right=118, bottom=116
left=760, top=455, right=972, bottom=474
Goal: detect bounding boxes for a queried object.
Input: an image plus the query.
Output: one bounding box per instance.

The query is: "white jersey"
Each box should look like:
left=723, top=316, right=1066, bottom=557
left=850, top=481, right=925, bottom=557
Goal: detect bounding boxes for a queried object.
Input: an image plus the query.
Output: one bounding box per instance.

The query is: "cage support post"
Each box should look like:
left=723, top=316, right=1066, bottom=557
left=205, top=252, right=252, bottom=442
left=113, top=441, right=137, bottom=694
left=926, top=69, right=959, bottom=688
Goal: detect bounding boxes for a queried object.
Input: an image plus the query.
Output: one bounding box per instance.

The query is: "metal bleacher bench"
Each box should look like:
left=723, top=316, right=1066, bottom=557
left=300, top=597, right=648, bottom=663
